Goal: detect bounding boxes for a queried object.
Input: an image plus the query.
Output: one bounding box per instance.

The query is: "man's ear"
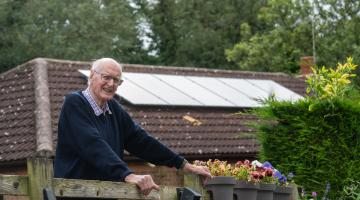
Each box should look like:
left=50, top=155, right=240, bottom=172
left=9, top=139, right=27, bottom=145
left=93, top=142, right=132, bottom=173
left=89, top=70, right=94, bottom=79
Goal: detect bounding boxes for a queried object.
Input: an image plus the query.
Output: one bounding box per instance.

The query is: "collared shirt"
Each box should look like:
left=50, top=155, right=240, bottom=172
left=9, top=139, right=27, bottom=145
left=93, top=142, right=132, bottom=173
left=82, top=88, right=112, bottom=116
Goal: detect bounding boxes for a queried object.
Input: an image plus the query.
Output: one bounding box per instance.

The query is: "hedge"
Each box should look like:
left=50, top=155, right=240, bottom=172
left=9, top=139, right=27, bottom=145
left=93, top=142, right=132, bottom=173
left=253, top=97, right=360, bottom=198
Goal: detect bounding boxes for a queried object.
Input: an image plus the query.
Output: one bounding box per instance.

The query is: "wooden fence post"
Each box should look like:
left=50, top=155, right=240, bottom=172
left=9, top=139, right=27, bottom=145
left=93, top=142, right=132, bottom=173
left=183, top=173, right=209, bottom=200
left=290, top=184, right=300, bottom=200
left=27, top=157, right=53, bottom=200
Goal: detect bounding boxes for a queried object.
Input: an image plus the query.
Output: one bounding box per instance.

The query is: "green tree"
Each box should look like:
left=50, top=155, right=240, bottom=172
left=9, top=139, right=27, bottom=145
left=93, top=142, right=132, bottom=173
left=226, top=0, right=313, bottom=73
left=226, top=0, right=360, bottom=74
left=0, top=0, right=144, bottom=72
left=137, top=0, right=266, bottom=69
left=314, top=0, right=360, bottom=68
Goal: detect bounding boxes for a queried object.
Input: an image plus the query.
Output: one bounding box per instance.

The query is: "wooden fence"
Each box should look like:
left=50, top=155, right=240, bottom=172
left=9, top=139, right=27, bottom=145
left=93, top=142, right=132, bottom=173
left=0, top=157, right=209, bottom=200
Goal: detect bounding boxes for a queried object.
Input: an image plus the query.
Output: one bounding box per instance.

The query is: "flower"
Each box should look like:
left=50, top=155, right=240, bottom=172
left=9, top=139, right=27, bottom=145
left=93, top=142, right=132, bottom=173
left=194, top=159, right=290, bottom=185
left=232, top=159, right=255, bottom=182
left=262, top=161, right=274, bottom=168
left=256, top=166, right=276, bottom=184
left=312, top=191, right=317, bottom=197
left=250, top=171, right=260, bottom=180
left=205, top=159, right=232, bottom=176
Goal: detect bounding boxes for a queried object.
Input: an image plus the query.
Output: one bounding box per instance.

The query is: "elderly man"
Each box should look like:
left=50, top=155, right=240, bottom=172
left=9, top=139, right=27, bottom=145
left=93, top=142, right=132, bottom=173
left=54, top=58, right=211, bottom=198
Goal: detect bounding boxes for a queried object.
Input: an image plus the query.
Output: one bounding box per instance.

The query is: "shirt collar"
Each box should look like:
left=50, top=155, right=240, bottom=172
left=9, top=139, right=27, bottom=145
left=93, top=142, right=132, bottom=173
left=82, top=88, right=112, bottom=116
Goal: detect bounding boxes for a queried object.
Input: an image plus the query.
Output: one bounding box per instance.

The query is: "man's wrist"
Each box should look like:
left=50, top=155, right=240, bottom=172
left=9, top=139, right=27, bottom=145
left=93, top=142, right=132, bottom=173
left=180, top=159, right=189, bottom=170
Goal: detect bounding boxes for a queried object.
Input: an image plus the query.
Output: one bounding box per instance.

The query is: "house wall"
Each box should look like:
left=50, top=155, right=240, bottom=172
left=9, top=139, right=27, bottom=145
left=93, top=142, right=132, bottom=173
left=0, top=165, right=27, bottom=175
left=128, top=162, right=184, bottom=186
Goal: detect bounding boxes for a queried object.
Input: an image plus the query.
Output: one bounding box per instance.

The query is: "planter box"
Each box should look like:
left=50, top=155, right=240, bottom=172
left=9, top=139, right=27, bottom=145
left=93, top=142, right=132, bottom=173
left=273, top=185, right=292, bottom=200
left=205, top=176, right=236, bottom=200
left=234, top=180, right=259, bottom=200
left=257, top=183, right=276, bottom=200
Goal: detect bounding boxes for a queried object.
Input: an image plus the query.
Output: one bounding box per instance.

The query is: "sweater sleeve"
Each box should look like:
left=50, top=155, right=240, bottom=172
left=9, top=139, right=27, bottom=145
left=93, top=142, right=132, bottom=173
left=59, top=93, right=133, bottom=181
left=118, top=105, right=184, bottom=169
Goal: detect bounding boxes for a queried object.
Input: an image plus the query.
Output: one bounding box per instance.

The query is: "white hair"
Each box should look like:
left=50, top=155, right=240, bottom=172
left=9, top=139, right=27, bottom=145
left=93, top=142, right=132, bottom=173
left=91, top=58, right=123, bottom=73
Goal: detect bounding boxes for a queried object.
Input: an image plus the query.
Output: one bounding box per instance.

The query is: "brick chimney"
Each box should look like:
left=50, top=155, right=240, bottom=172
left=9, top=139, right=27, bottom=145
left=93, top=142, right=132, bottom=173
left=300, top=56, right=314, bottom=76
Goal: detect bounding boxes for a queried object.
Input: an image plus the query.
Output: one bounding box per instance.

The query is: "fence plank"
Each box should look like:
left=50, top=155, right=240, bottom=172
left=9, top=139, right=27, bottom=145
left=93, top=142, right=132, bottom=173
left=158, top=185, right=177, bottom=200
left=0, top=175, right=28, bottom=196
left=53, top=178, right=178, bottom=199
left=27, top=158, right=53, bottom=200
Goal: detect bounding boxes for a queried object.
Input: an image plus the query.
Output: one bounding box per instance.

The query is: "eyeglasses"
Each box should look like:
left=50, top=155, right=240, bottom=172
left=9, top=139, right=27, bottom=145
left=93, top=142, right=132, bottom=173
left=94, top=70, right=123, bottom=86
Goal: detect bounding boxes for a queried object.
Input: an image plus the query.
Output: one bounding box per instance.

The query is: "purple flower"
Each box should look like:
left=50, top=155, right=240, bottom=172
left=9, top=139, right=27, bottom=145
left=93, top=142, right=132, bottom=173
left=312, top=191, right=317, bottom=197
left=280, top=175, right=287, bottom=183
left=274, top=170, right=282, bottom=179
left=262, top=161, right=274, bottom=169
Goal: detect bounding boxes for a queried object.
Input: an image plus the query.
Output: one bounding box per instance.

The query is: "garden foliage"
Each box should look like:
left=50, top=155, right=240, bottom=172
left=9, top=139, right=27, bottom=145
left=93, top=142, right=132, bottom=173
left=253, top=58, right=360, bottom=199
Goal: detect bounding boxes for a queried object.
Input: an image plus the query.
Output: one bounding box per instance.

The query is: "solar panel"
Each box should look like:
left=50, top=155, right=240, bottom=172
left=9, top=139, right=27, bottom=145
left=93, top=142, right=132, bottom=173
left=219, top=78, right=271, bottom=102
left=117, top=76, right=167, bottom=105
left=123, top=73, right=200, bottom=106
left=78, top=70, right=303, bottom=107
left=187, top=76, right=260, bottom=107
left=78, top=69, right=90, bottom=77
left=247, top=79, right=303, bottom=101
left=154, top=74, right=233, bottom=107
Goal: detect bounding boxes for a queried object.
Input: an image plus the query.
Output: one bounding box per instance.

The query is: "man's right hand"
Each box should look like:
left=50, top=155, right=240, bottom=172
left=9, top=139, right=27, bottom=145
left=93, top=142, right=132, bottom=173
left=124, top=174, right=160, bottom=196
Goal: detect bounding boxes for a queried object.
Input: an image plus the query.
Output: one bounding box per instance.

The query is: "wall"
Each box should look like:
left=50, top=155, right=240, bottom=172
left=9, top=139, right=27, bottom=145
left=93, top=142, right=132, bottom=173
left=128, top=162, right=184, bottom=186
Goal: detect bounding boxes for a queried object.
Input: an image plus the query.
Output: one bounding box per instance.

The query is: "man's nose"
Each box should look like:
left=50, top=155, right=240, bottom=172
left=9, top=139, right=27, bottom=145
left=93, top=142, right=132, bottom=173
left=107, top=78, right=115, bottom=86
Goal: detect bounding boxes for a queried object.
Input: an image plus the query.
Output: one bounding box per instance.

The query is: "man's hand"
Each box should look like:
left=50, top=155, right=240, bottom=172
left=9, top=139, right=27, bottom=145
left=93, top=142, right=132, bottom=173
left=183, top=162, right=212, bottom=184
left=124, top=174, right=160, bottom=196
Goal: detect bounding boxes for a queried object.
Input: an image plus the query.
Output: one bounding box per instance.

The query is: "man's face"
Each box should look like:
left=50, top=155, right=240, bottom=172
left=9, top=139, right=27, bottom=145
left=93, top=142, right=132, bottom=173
left=89, top=61, right=122, bottom=105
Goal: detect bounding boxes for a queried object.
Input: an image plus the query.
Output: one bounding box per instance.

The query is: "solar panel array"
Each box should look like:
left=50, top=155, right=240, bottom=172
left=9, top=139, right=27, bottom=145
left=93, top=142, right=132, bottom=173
left=78, top=70, right=303, bottom=108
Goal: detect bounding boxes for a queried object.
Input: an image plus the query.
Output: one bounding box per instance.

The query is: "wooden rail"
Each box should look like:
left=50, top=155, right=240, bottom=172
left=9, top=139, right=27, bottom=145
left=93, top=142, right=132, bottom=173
left=0, top=157, right=206, bottom=200
left=0, top=176, right=178, bottom=199
left=53, top=178, right=177, bottom=199
left=0, top=175, right=28, bottom=196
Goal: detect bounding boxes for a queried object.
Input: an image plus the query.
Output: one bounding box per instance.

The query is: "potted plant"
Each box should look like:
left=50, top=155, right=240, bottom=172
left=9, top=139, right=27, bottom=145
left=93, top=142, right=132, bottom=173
left=255, top=164, right=276, bottom=200
left=196, top=159, right=236, bottom=200
left=273, top=172, right=292, bottom=200
left=232, top=160, right=260, bottom=200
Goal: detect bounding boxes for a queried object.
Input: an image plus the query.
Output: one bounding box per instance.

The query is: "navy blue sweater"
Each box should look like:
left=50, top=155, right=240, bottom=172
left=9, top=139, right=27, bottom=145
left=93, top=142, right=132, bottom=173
left=54, top=91, right=184, bottom=182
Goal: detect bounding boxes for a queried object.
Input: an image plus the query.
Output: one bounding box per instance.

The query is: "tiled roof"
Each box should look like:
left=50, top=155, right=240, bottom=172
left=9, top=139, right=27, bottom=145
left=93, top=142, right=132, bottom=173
left=0, top=62, right=37, bottom=162
left=0, top=58, right=307, bottom=163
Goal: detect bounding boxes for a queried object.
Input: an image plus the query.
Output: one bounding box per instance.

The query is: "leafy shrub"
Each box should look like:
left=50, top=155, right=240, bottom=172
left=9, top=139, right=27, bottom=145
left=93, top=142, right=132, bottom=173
left=340, top=179, right=360, bottom=200
left=252, top=58, right=360, bottom=199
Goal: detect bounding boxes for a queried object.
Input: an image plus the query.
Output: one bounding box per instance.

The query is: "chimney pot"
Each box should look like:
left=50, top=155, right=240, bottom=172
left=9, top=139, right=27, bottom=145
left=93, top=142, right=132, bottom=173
left=300, top=56, right=314, bottom=76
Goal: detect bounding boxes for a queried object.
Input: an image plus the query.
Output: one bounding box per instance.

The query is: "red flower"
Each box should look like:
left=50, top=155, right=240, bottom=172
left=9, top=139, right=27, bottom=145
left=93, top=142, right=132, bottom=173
left=251, top=171, right=260, bottom=179
left=265, top=168, right=273, bottom=177
left=235, top=161, right=243, bottom=167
